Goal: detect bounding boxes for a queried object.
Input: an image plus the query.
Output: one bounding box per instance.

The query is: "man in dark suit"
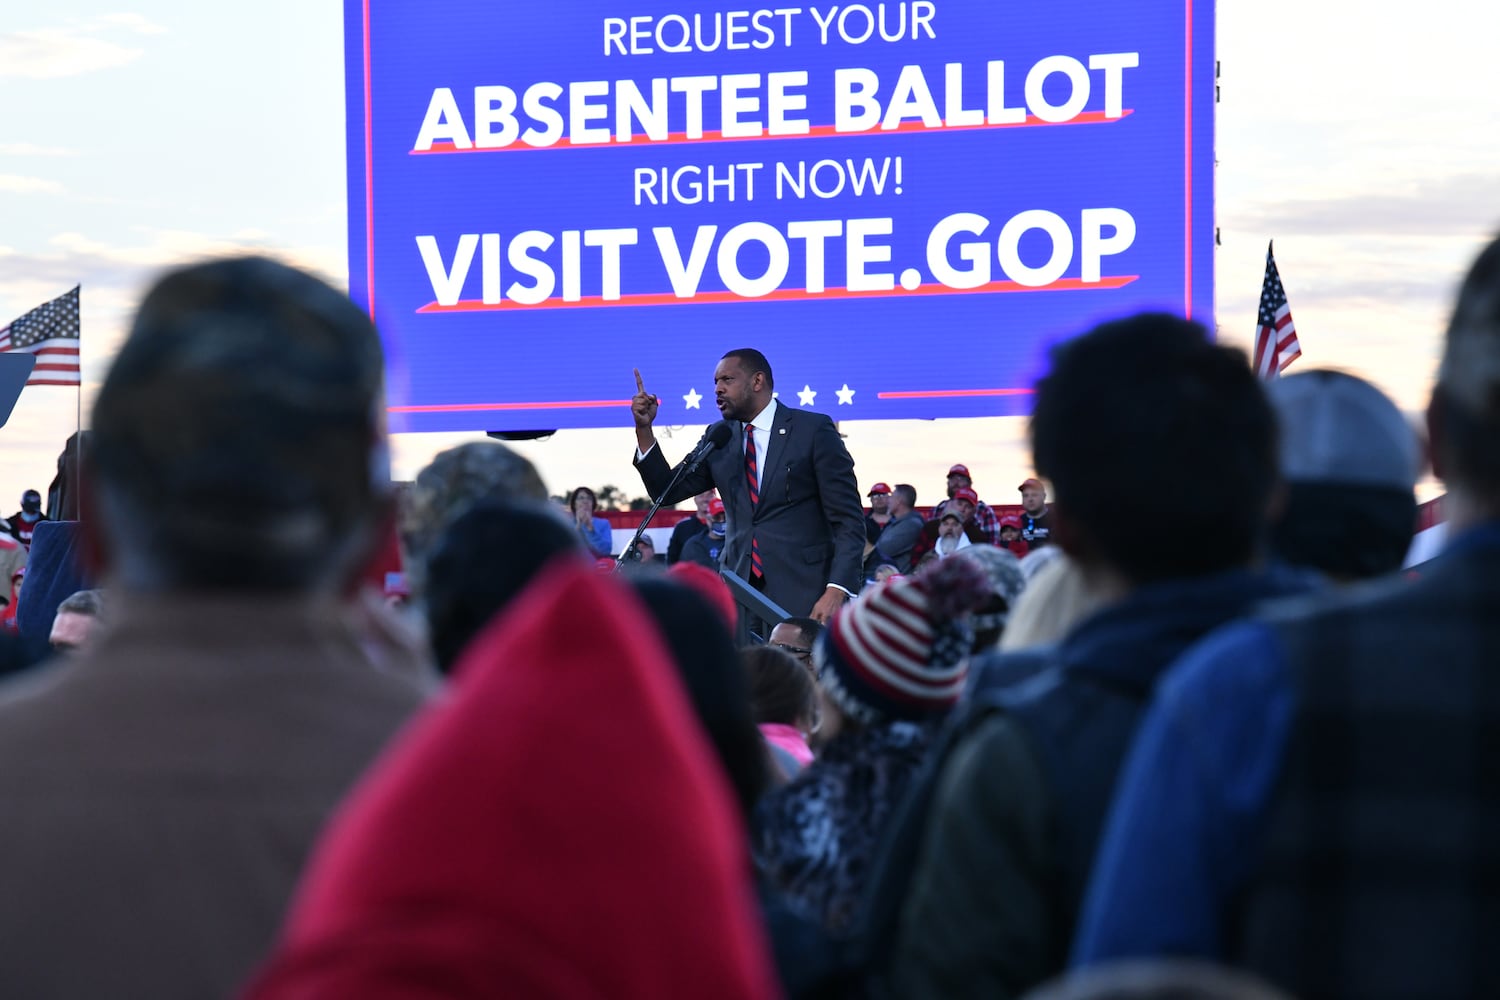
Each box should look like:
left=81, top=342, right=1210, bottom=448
left=631, top=349, right=864, bottom=623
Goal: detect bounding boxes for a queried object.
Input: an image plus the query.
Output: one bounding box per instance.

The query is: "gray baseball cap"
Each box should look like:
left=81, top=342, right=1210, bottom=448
left=1267, top=370, right=1421, bottom=491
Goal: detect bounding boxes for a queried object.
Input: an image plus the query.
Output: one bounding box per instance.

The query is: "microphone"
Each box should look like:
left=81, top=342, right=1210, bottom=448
left=684, top=421, right=733, bottom=469
left=620, top=422, right=736, bottom=573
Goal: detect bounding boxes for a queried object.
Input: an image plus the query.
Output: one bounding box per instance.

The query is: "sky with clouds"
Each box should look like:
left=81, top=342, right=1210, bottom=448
left=1, top=1, right=1495, bottom=510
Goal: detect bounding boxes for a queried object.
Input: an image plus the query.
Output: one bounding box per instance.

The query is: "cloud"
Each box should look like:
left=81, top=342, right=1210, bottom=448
left=0, top=143, right=74, bottom=157
left=0, top=14, right=167, bottom=80
left=0, top=228, right=346, bottom=357
left=1231, top=174, right=1500, bottom=239
left=96, top=12, right=168, bottom=35
left=0, top=175, right=64, bottom=195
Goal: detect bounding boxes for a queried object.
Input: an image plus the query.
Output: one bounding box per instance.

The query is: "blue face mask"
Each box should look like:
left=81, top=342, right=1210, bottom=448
left=709, top=518, right=727, bottom=538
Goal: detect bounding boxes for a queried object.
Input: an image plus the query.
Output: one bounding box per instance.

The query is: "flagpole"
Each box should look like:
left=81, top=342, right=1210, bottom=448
left=74, top=285, right=82, bottom=522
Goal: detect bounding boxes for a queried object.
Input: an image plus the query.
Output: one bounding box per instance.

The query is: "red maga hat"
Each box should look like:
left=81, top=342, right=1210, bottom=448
left=867, top=482, right=892, bottom=496
left=952, top=487, right=979, bottom=504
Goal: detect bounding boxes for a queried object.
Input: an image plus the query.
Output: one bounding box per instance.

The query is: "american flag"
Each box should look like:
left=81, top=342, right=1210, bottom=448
left=1253, top=242, right=1301, bottom=381
left=0, top=286, right=81, bottom=387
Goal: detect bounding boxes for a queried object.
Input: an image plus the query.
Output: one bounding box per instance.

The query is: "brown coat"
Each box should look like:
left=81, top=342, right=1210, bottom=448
left=0, top=591, right=432, bottom=998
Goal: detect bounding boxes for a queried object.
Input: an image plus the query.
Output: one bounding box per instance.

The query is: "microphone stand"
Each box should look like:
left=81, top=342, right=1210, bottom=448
left=614, top=448, right=713, bottom=572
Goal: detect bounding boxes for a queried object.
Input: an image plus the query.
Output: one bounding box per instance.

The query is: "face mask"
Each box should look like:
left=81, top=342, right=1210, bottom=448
left=709, top=519, right=726, bottom=538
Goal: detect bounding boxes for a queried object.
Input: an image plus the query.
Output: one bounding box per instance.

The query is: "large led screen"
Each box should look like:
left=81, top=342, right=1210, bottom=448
left=345, top=1, right=1215, bottom=431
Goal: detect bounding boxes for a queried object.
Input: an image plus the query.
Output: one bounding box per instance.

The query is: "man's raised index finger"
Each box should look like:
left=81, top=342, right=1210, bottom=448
left=634, top=368, right=646, bottom=395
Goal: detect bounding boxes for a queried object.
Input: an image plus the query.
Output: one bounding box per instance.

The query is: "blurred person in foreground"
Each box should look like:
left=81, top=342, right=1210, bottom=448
left=247, top=560, right=781, bottom=999
left=422, top=500, right=585, bottom=674
left=398, top=439, right=550, bottom=594
left=1265, top=369, right=1420, bottom=580
left=754, top=556, right=990, bottom=936
left=998, top=553, right=1104, bottom=652
left=887, top=314, right=1310, bottom=999
left=632, top=573, right=844, bottom=997
left=1074, top=237, right=1500, bottom=996
left=954, top=546, right=1027, bottom=652
left=0, top=257, right=432, bottom=999
left=1028, top=960, right=1291, bottom=1000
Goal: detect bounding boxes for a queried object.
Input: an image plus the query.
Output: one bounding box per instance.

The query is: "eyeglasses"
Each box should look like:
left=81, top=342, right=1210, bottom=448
left=770, top=642, right=813, bottom=661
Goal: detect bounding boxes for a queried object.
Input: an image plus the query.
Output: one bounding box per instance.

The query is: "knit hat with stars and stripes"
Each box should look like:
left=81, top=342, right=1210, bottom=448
left=814, top=555, right=991, bottom=725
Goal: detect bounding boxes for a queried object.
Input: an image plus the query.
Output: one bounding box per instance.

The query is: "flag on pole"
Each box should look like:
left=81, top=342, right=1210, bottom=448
left=0, top=286, right=81, bottom=387
left=1253, top=242, right=1301, bottom=381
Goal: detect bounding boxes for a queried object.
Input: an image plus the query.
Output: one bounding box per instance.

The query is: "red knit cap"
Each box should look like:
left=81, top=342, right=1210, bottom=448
left=667, top=561, right=737, bottom=629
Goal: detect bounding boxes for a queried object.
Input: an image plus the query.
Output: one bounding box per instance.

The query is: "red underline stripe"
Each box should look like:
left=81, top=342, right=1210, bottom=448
left=390, top=399, right=631, bottom=413
left=878, top=388, right=1034, bottom=399
left=410, top=109, right=1132, bottom=154
left=418, top=275, right=1137, bottom=314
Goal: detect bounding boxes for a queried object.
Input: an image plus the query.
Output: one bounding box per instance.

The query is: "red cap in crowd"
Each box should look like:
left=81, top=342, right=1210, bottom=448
left=867, top=483, right=891, bottom=496
left=667, top=562, right=737, bottom=628
left=707, top=499, right=726, bottom=517
left=947, top=464, right=970, bottom=478
left=953, top=487, right=979, bottom=505
left=1018, top=477, right=1045, bottom=492
left=999, top=514, right=1022, bottom=530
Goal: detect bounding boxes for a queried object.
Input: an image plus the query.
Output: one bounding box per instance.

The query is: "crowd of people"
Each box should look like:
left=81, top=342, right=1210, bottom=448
left=651, top=463, right=1049, bottom=582
left=0, top=235, right=1491, bottom=999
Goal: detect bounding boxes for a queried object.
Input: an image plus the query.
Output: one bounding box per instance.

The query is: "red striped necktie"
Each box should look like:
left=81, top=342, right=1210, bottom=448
left=745, top=424, right=763, bottom=580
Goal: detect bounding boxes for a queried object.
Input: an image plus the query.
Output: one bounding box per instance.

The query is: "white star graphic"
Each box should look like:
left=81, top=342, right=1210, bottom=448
left=683, top=387, right=702, bottom=409
left=797, top=384, right=817, bottom=406
left=835, top=383, right=855, bottom=405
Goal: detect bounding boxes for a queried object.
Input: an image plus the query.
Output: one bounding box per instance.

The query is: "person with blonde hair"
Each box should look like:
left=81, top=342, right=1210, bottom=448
left=999, top=553, right=1106, bottom=652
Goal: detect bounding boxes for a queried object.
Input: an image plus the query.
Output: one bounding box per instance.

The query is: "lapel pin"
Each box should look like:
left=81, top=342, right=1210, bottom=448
left=779, top=428, right=787, bottom=435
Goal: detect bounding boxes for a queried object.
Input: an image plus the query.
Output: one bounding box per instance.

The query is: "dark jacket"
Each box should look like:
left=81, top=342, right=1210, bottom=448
left=870, top=510, right=925, bottom=574
left=890, top=567, right=1313, bottom=999
left=667, top=514, right=708, bottom=564
left=682, top=528, right=728, bottom=571
left=1240, top=526, right=1500, bottom=997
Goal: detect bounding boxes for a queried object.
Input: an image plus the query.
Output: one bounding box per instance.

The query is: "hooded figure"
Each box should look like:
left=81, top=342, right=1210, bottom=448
left=246, top=561, right=779, bottom=999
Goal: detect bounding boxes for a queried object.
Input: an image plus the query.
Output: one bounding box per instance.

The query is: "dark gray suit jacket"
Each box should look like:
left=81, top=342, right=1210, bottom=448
left=635, top=404, right=865, bottom=617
